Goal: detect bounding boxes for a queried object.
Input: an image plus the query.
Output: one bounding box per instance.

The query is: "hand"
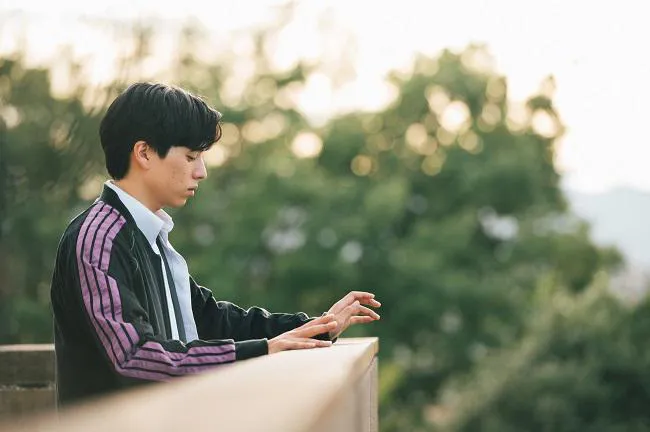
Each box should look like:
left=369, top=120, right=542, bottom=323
left=268, top=314, right=337, bottom=354
left=326, top=291, right=381, bottom=339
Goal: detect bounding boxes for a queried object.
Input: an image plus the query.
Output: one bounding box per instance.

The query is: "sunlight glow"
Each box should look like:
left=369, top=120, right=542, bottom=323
left=241, top=120, right=268, bottom=144
left=291, top=132, right=323, bottom=158
left=204, top=144, right=229, bottom=167
left=3, top=0, right=649, bottom=192
left=219, top=123, right=241, bottom=147
left=436, top=128, right=456, bottom=147
left=531, top=110, right=559, bottom=138
left=506, top=101, right=529, bottom=133
left=440, top=101, right=471, bottom=134
left=460, top=46, right=495, bottom=74
left=405, top=123, right=427, bottom=147
left=351, top=155, right=374, bottom=176
left=459, top=131, right=482, bottom=154
left=480, top=104, right=502, bottom=127
left=421, top=152, right=446, bottom=176
left=426, top=85, right=450, bottom=115
left=485, top=77, right=506, bottom=102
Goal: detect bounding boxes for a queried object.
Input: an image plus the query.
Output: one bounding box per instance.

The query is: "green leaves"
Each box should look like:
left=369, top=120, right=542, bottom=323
left=0, top=39, right=624, bottom=431
left=444, top=284, right=650, bottom=432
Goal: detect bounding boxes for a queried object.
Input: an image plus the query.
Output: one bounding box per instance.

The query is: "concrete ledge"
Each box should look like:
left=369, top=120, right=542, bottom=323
left=0, top=345, right=55, bottom=386
left=0, top=387, right=55, bottom=418
left=0, top=344, right=55, bottom=419
left=1, top=338, right=378, bottom=432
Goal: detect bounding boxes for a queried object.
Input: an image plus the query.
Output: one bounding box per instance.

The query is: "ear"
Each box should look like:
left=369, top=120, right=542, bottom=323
left=132, top=140, right=153, bottom=170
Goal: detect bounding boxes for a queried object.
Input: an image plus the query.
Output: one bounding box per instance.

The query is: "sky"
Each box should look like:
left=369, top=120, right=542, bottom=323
left=1, top=0, right=648, bottom=194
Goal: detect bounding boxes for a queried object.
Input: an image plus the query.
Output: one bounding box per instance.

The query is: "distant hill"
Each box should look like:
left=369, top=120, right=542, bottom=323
left=565, top=187, right=650, bottom=268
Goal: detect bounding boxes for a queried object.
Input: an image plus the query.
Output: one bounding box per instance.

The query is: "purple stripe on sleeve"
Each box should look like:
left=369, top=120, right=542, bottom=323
left=92, top=212, right=136, bottom=357
left=84, top=207, right=133, bottom=362
left=141, top=342, right=236, bottom=363
left=142, top=341, right=235, bottom=358
left=100, top=218, right=138, bottom=346
left=133, top=350, right=235, bottom=370
left=77, top=203, right=124, bottom=367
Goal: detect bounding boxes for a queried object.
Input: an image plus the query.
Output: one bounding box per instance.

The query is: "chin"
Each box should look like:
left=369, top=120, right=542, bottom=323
left=167, top=198, right=189, bottom=208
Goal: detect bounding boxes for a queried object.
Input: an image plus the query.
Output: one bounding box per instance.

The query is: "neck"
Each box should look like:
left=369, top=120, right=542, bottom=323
left=112, top=178, right=161, bottom=213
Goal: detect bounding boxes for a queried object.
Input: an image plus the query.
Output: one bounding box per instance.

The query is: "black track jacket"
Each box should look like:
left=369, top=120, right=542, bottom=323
left=51, top=186, right=325, bottom=406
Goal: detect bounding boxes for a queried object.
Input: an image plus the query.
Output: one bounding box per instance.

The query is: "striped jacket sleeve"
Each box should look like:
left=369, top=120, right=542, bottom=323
left=73, top=203, right=257, bottom=383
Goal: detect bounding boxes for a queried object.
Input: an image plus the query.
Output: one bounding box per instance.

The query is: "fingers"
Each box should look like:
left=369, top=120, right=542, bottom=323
left=350, top=316, right=375, bottom=325
left=333, top=291, right=373, bottom=310
left=294, top=320, right=337, bottom=338
left=300, top=314, right=335, bottom=329
left=357, top=305, right=380, bottom=320
left=343, top=292, right=381, bottom=308
left=363, top=298, right=382, bottom=308
left=305, top=338, right=332, bottom=348
left=341, top=300, right=359, bottom=316
left=342, top=301, right=380, bottom=321
left=280, top=338, right=332, bottom=350
left=269, top=327, right=335, bottom=353
left=346, top=291, right=376, bottom=302
left=329, top=291, right=382, bottom=316
left=286, top=341, right=318, bottom=350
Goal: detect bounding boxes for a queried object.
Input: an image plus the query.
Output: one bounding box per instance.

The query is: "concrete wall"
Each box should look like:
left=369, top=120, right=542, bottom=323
left=0, top=344, right=55, bottom=419
left=0, top=338, right=378, bottom=432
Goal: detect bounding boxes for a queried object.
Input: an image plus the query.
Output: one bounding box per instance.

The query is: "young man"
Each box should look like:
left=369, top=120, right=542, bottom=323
left=50, top=83, right=380, bottom=406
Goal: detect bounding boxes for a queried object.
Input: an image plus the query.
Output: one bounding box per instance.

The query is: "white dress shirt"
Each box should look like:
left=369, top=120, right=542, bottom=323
left=105, top=181, right=199, bottom=342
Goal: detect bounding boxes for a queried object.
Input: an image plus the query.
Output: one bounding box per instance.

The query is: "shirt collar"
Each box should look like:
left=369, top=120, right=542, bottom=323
left=104, top=181, right=174, bottom=247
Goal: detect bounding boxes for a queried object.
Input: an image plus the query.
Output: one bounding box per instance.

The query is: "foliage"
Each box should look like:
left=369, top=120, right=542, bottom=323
left=0, top=24, right=624, bottom=430
left=441, top=277, right=650, bottom=432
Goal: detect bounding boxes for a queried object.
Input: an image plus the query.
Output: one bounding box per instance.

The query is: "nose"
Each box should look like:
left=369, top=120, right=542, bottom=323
left=194, top=156, right=207, bottom=180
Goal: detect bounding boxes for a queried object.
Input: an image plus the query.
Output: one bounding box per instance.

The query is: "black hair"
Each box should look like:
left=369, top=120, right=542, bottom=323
left=99, top=82, right=222, bottom=179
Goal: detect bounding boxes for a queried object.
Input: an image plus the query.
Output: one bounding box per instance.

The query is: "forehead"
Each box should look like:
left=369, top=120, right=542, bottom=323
left=168, top=146, right=196, bottom=153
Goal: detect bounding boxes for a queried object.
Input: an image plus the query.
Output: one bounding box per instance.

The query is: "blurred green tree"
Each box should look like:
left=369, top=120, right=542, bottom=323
left=166, top=39, right=622, bottom=428
left=0, top=54, right=109, bottom=341
left=441, top=277, right=650, bottom=432
left=0, top=23, right=622, bottom=430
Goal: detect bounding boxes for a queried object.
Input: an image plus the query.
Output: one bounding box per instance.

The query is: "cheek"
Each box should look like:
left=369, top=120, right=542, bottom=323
left=165, top=165, right=184, bottom=184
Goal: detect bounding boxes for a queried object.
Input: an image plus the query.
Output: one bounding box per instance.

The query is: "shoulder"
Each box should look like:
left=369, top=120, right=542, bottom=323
left=60, top=201, right=133, bottom=259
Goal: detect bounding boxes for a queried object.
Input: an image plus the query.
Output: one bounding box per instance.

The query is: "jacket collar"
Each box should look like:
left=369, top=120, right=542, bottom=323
left=99, top=182, right=172, bottom=249
left=99, top=183, right=135, bottom=225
